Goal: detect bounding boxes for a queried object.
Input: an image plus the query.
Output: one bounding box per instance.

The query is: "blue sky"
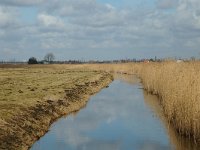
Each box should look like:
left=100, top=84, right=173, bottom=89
left=20, top=7, right=38, bottom=23
left=0, top=0, right=200, bottom=61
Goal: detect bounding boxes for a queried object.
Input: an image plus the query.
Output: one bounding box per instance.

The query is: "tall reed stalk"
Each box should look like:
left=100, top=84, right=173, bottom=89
left=136, top=61, right=200, bottom=140
left=84, top=62, right=200, bottom=141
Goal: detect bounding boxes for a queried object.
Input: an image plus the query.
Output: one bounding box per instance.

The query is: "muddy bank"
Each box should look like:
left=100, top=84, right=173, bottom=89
left=0, top=72, right=113, bottom=150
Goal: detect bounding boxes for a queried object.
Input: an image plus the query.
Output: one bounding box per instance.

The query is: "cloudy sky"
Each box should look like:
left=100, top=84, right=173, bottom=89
left=0, top=0, right=200, bottom=61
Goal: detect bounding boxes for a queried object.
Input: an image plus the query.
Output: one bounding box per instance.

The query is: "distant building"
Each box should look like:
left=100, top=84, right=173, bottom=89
left=176, top=59, right=183, bottom=63
left=40, top=60, right=49, bottom=64
left=143, top=60, right=150, bottom=63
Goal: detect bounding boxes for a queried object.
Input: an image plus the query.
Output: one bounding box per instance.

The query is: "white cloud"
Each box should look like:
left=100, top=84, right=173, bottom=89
left=0, top=0, right=47, bottom=6
left=37, top=13, right=64, bottom=27
left=105, top=3, right=115, bottom=10
left=0, top=6, right=19, bottom=28
left=45, top=0, right=98, bottom=17
left=156, top=0, right=178, bottom=9
left=1, top=0, right=200, bottom=60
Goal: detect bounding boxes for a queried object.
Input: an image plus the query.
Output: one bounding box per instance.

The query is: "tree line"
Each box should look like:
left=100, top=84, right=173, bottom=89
left=28, top=53, right=55, bottom=64
left=2, top=55, right=196, bottom=65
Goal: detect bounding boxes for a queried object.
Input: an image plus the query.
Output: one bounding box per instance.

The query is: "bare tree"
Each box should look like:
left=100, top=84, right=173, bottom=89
left=44, top=53, right=55, bottom=63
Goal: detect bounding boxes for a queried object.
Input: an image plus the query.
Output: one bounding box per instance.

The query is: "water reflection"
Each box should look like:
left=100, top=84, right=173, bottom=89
left=113, top=74, right=140, bottom=85
left=31, top=75, right=196, bottom=150
left=143, top=90, right=199, bottom=150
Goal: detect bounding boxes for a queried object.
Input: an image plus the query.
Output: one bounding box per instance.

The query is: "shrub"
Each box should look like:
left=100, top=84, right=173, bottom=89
left=28, top=57, right=38, bottom=64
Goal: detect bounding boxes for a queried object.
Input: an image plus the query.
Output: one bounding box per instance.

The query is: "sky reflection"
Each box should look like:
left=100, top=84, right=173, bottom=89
left=31, top=76, right=172, bottom=150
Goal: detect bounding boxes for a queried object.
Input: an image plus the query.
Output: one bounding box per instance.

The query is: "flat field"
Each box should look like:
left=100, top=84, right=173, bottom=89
left=0, top=64, right=112, bottom=150
left=0, top=65, right=102, bottom=120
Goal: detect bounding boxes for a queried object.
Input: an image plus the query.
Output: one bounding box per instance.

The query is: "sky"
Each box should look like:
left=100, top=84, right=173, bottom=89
left=0, top=0, right=200, bottom=61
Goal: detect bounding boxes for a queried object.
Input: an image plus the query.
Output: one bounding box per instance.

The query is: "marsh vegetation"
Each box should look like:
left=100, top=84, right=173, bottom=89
left=1, top=62, right=200, bottom=149
left=82, top=62, right=200, bottom=143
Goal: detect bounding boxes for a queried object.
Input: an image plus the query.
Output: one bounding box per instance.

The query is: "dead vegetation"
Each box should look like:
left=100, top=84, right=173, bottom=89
left=0, top=64, right=113, bottom=150
left=2, top=62, right=200, bottom=148
left=89, top=62, right=200, bottom=142
left=135, top=61, right=200, bottom=142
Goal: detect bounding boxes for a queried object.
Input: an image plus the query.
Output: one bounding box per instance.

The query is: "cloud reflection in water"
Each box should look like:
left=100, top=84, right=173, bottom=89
left=31, top=76, right=172, bottom=150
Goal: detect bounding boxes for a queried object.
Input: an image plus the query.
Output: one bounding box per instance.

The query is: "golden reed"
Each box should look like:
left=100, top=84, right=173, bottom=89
left=136, top=61, right=200, bottom=141
left=83, top=62, right=200, bottom=141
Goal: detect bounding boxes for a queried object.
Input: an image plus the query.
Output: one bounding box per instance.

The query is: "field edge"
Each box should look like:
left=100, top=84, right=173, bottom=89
left=0, top=71, right=113, bottom=150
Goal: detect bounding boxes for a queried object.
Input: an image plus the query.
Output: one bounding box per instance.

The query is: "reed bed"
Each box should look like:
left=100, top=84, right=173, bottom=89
left=81, top=63, right=136, bottom=74
left=136, top=61, right=200, bottom=141
left=85, top=62, right=200, bottom=141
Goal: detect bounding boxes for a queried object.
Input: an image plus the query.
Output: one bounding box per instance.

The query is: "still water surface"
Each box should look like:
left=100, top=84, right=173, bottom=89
left=31, top=75, right=197, bottom=150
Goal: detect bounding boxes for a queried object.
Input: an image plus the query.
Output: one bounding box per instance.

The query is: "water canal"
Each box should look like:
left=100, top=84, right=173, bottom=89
left=31, top=75, right=197, bottom=150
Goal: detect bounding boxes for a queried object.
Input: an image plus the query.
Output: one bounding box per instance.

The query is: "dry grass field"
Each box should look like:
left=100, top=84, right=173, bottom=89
left=0, top=64, right=113, bottom=150
left=80, top=63, right=136, bottom=74
left=1, top=62, right=200, bottom=148
left=0, top=65, right=103, bottom=120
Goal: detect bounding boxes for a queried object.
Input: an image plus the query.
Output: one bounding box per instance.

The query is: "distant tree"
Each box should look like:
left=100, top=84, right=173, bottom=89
left=44, top=53, right=55, bottom=63
left=149, top=58, right=154, bottom=62
left=28, top=57, right=38, bottom=64
left=190, top=56, right=196, bottom=61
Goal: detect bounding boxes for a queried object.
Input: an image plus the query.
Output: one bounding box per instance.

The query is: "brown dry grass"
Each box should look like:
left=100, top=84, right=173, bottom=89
left=0, top=64, right=102, bottom=120
left=0, top=64, right=113, bottom=150
left=86, top=62, right=200, bottom=141
left=136, top=61, right=200, bottom=141
left=80, top=63, right=136, bottom=74
left=2, top=62, right=200, bottom=147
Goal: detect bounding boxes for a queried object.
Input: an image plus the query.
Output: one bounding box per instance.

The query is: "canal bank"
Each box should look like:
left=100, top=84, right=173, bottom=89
left=0, top=72, right=113, bottom=150
left=31, top=75, right=177, bottom=150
